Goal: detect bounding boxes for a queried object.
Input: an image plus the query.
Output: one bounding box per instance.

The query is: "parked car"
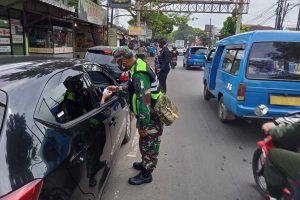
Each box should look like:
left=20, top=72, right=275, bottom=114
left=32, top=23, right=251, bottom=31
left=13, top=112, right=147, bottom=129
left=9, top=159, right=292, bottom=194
left=0, top=56, right=131, bottom=200
left=203, top=31, right=300, bottom=122
left=84, top=46, right=129, bottom=83
left=183, top=46, right=208, bottom=70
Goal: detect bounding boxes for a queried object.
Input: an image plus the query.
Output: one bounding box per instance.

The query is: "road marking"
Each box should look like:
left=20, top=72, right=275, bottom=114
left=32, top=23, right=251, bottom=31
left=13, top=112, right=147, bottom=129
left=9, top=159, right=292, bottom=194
left=127, top=130, right=139, bottom=158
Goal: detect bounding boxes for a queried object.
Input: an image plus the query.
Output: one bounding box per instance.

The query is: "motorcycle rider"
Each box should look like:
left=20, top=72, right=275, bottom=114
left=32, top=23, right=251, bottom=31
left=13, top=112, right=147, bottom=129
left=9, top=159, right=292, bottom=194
left=262, top=113, right=300, bottom=200
left=171, top=46, right=179, bottom=60
left=170, top=47, right=179, bottom=68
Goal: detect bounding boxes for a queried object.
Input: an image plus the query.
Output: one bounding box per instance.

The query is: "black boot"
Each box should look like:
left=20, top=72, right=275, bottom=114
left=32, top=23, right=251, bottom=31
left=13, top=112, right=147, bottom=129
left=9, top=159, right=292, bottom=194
left=133, top=162, right=145, bottom=170
left=128, top=171, right=152, bottom=185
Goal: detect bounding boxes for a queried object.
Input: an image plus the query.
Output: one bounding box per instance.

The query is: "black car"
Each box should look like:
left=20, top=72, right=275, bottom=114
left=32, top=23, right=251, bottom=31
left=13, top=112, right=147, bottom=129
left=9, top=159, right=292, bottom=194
left=84, top=46, right=129, bottom=83
left=0, top=56, right=131, bottom=200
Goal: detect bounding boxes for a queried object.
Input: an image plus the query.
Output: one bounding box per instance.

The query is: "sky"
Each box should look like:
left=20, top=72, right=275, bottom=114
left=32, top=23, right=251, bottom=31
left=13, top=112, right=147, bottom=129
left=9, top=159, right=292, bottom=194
left=118, top=0, right=299, bottom=30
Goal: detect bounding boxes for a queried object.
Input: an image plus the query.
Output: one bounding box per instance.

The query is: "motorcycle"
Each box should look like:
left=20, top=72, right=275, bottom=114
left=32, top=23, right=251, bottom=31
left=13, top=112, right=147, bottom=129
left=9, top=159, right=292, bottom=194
left=252, top=105, right=300, bottom=200
left=170, top=56, right=177, bottom=69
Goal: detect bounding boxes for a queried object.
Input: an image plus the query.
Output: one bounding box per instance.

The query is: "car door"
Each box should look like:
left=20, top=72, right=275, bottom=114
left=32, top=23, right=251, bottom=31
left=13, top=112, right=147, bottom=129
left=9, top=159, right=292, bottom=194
left=204, top=49, right=216, bottom=85
left=85, top=64, right=127, bottom=161
left=34, top=67, right=113, bottom=199
left=217, top=46, right=245, bottom=111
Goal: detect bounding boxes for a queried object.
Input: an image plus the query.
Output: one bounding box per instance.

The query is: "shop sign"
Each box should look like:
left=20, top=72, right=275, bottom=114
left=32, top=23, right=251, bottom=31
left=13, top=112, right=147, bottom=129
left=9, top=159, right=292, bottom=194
left=12, top=35, right=24, bottom=44
left=129, top=26, right=142, bottom=36
left=29, top=48, right=54, bottom=54
left=39, top=0, right=75, bottom=12
left=0, top=28, right=10, bottom=37
left=54, top=47, right=73, bottom=54
left=11, top=25, right=23, bottom=35
left=0, top=38, right=10, bottom=45
left=109, top=0, right=131, bottom=8
left=10, top=19, right=21, bottom=26
left=78, top=0, right=107, bottom=26
left=0, top=19, right=9, bottom=28
left=0, top=46, right=11, bottom=53
left=108, top=28, right=117, bottom=47
left=146, top=29, right=152, bottom=39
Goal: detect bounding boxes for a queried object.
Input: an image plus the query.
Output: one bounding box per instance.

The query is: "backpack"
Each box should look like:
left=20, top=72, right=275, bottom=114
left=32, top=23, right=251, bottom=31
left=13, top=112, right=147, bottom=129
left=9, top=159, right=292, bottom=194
left=154, top=94, right=179, bottom=126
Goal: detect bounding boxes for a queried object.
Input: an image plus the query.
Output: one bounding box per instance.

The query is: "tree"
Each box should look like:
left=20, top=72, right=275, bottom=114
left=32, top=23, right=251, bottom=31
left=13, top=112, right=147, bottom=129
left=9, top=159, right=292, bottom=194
left=170, top=25, right=209, bottom=46
left=128, top=12, right=191, bottom=39
left=221, top=10, right=250, bottom=38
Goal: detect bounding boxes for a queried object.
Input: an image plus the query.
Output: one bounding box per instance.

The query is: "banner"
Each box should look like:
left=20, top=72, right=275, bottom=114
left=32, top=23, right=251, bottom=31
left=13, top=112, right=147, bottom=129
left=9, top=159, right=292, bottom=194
left=0, top=28, right=10, bottom=37
left=109, top=0, right=131, bottom=8
left=0, top=38, right=10, bottom=45
left=78, top=0, right=107, bottom=26
left=12, top=35, right=24, bottom=44
left=0, top=19, right=9, bottom=28
left=108, top=28, right=117, bottom=47
left=0, top=46, right=11, bottom=53
left=129, top=26, right=142, bottom=36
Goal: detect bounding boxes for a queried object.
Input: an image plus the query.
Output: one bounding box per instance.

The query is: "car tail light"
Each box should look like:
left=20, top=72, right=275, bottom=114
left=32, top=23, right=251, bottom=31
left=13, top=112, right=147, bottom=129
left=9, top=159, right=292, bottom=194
left=103, top=49, right=112, bottom=55
left=237, top=83, right=246, bottom=100
left=120, top=72, right=129, bottom=82
left=0, top=179, right=43, bottom=200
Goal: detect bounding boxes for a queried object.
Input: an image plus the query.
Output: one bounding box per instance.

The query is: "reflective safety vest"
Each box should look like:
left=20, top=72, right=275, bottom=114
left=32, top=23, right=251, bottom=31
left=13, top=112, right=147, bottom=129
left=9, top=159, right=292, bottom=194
left=129, top=58, right=162, bottom=116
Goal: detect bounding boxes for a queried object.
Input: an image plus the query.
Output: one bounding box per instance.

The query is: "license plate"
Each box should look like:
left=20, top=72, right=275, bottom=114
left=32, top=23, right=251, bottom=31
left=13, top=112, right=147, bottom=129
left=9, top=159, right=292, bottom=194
left=270, top=96, right=300, bottom=106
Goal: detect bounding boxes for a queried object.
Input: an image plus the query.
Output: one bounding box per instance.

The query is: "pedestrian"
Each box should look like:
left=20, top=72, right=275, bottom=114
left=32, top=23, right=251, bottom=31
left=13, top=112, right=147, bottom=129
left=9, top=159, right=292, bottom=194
left=157, top=38, right=171, bottom=93
left=107, top=46, right=164, bottom=185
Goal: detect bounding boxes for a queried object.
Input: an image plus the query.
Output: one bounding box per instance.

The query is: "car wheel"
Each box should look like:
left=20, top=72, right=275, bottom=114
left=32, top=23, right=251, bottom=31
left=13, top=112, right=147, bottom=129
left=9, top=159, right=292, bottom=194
left=204, top=84, right=211, bottom=101
left=122, top=110, right=131, bottom=144
left=218, top=96, right=228, bottom=123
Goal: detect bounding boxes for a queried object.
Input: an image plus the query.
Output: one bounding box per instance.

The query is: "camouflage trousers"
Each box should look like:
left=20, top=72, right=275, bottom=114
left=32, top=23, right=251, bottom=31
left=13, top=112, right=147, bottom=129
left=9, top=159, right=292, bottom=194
left=139, top=129, right=163, bottom=173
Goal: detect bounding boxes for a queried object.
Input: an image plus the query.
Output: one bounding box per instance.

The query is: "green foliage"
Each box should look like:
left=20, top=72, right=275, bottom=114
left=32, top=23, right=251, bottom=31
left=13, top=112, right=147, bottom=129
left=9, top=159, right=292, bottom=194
left=67, top=0, right=78, bottom=6
left=221, top=9, right=250, bottom=38
left=128, top=12, right=191, bottom=39
left=170, top=25, right=209, bottom=46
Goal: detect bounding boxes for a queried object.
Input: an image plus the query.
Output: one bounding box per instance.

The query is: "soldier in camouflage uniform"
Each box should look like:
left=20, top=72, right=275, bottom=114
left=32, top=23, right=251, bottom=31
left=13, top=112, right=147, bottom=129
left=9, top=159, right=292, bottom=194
left=107, top=46, right=164, bottom=185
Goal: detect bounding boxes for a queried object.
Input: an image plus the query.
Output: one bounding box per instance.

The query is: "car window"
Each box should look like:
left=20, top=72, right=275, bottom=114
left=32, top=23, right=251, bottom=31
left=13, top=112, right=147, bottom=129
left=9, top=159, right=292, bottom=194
left=207, top=49, right=216, bottom=62
left=85, top=50, right=118, bottom=67
left=222, top=49, right=236, bottom=73
left=0, top=90, right=7, bottom=134
left=247, top=42, right=300, bottom=81
left=230, top=49, right=245, bottom=76
left=87, top=70, right=115, bottom=92
left=38, top=69, right=100, bottom=124
left=191, top=47, right=208, bottom=55
left=222, top=48, right=244, bottom=75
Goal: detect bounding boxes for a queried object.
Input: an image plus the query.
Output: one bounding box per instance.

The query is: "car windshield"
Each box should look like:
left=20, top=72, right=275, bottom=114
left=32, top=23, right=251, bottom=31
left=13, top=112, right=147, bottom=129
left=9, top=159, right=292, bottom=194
left=191, top=47, right=207, bottom=55
left=247, top=42, right=300, bottom=81
left=85, top=50, right=118, bottom=68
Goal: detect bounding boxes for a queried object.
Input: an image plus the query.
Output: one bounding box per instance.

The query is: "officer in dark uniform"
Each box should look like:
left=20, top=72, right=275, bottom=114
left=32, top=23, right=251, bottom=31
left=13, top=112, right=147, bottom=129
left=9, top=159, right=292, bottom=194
left=157, top=38, right=171, bottom=93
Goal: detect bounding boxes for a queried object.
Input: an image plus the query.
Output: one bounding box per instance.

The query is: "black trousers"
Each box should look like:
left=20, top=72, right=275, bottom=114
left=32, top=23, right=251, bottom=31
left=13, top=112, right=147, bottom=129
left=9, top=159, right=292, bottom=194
left=158, top=68, right=170, bottom=93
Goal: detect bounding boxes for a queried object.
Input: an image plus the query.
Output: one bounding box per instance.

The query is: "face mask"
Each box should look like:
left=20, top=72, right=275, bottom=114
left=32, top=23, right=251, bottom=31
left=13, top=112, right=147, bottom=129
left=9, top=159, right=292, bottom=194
left=118, top=62, right=128, bottom=72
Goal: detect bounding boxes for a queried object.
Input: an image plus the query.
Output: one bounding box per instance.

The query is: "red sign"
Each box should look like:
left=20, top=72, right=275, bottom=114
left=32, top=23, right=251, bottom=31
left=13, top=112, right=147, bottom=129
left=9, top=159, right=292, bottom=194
left=0, top=28, right=10, bottom=37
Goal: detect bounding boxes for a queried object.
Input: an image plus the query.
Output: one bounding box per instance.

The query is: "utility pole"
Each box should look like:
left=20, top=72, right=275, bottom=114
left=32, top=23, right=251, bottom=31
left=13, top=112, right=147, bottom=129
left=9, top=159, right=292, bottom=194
left=136, top=0, right=141, bottom=46
left=111, top=7, right=114, bottom=26
left=296, top=6, right=300, bottom=31
left=209, top=17, right=212, bottom=49
left=235, top=0, right=243, bottom=34
left=275, top=0, right=289, bottom=30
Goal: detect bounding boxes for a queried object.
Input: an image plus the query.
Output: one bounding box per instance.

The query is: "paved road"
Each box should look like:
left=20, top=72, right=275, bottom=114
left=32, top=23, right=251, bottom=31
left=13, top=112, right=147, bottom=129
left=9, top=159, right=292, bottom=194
left=101, top=56, right=265, bottom=200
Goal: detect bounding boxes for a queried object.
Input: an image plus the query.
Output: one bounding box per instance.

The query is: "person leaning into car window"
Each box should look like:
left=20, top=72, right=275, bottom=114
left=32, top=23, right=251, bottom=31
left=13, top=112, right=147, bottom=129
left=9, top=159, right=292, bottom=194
left=107, top=46, right=164, bottom=186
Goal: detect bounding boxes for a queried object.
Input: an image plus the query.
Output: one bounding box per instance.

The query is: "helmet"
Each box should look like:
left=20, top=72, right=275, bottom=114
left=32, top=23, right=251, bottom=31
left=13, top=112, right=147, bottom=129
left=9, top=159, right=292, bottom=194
left=63, top=75, right=84, bottom=91
left=157, top=38, right=167, bottom=48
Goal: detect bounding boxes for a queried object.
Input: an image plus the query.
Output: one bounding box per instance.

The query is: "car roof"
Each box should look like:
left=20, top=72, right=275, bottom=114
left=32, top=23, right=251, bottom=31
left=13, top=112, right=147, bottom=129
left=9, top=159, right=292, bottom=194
left=216, top=30, right=300, bottom=46
left=87, top=46, right=115, bottom=51
left=0, top=56, right=85, bottom=93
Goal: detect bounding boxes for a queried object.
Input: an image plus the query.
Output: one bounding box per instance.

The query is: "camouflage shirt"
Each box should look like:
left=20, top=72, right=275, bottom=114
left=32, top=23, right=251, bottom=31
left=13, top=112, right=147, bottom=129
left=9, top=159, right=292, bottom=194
left=132, top=72, right=154, bottom=130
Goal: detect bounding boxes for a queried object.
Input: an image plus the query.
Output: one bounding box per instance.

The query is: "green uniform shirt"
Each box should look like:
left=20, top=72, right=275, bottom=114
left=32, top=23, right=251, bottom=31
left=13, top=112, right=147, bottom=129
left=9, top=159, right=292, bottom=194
left=132, top=72, right=155, bottom=130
